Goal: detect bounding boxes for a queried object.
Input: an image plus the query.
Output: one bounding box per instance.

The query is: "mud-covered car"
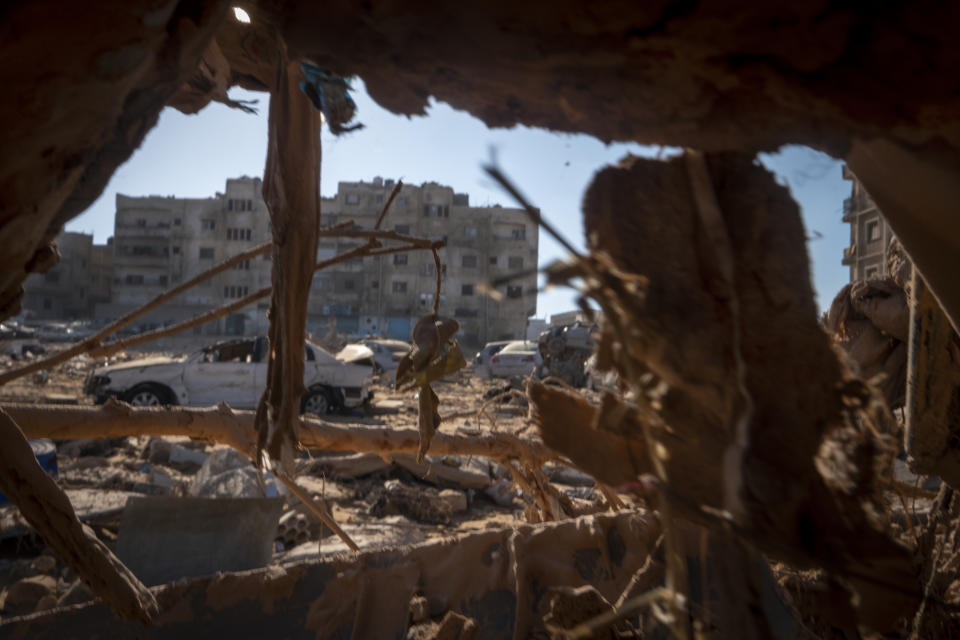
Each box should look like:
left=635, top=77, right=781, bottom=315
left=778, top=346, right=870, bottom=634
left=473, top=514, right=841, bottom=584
left=83, top=336, right=375, bottom=415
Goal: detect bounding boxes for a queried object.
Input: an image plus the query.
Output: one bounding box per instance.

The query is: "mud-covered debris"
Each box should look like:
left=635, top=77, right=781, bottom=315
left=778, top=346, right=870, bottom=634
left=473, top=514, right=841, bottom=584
left=409, top=595, right=430, bottom=624
left=395, top=315, right=467, bottom=461
left=543, top=585, right=618, bottom=639
left=369, top=479, right=453, bottom=525
left=407, top=611, right=478, bottom=640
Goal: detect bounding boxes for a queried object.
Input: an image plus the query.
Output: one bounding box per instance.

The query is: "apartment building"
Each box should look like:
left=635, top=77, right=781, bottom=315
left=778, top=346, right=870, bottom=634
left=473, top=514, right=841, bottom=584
left=96, top=176, right=271, bottom=336
left=22, top=232, right=112, bottom=320
left=841, top=165, right=895, bottom=281
left=95, top=176, right=537, bottom=345
left=312, top=177, right=538, bottom=345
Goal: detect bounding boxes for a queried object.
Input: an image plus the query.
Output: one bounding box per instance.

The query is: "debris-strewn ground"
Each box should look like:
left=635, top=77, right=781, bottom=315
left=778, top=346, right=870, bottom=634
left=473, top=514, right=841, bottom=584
left=0, top=356, right=613, bottom=617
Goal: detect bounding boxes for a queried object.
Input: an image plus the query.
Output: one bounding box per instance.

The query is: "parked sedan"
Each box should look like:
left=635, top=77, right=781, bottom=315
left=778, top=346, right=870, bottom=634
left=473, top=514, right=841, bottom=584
left=473, top=341, right=512, bottom=378
left=488, top=341, right=543, bottom=379
left=84, top=336, right=375, bottom=415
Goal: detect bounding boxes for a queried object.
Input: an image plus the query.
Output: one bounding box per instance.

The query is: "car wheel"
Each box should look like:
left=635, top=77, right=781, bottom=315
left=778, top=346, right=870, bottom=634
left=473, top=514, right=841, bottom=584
left=301, top=388, right=331, bottom=415
left=123, top=384, right=169, bottom=407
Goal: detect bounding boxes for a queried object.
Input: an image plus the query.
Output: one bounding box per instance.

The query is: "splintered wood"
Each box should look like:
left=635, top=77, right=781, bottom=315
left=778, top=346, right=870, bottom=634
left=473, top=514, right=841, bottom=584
left=256, top=49, right=323, bottom=475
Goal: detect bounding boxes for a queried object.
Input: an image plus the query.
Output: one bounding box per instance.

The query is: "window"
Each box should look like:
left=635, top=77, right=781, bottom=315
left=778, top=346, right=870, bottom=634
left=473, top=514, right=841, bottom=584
left=234, top=260, right=251, bottom=270
left=199, top=247, right=215, bottom=260
left=395, top=224, right=410, bottom=235
left=45, top=271, right=60, bottom=283
left=393, top=254, right=408, bottom=265
left=172, top=246, right=181, bottom=254
left=227, top=228, right=252, bottom=241
left=866, top=220, right=881, bottom=243
left=461, top=284, right=474, bottom=296
left=506, top=285, right=523, bottom=299
left=371, top=280, right=379, bottom=289
left=223, top=286, right=250, bottom=299
left=508, top=256, right=524, bottom=270
left=397, top=196, right=410, bottom=206
left=462, top=255, right=477, bottom=268
left=511, top=226, right=527, bottom=240
left=392, top=281, right=408, bottom=294
left=125, top=274, right=144, bottom=285
left=173, top=218, right=182, bottom=226
left=43, top=298, right=52, bottom=310
left=136, top=218, right=147, bottom=227
left=375, top=194, right=384, bottom=204
left=866, top=268, right=879, bottom=279
left=158, top=275, right=168, bottom=286
left=201, top=219, right=216, bottom=231
left=489, top=256, right=497, bottom=266
left=423, top=204, right=442, bottom=217
left=464, top=226, right=477, bottom=238
left=345, top=193, right=360, bottom=205
left=343, top=279, right=355, bottom=291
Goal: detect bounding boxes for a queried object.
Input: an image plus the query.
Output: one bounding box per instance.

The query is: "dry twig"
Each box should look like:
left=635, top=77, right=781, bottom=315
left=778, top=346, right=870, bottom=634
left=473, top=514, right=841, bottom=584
left=274, top=473, right=359, bottom=552
left=0, top=242, right=271, bottom=385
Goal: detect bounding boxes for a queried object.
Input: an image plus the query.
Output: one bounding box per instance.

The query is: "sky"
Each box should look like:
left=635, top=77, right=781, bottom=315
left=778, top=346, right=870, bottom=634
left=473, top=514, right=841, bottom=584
left=66, top=83, right=851, bottom=320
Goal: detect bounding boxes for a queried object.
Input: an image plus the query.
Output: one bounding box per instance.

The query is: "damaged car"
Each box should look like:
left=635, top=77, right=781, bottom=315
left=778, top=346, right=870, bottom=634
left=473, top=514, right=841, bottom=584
left=83, top=336, right=375, bottom=414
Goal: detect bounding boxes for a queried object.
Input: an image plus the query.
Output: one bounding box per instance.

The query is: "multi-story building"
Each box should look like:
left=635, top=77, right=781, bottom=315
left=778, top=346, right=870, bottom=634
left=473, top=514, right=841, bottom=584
left=96, top=176, right=271, bottom=336
left=97, top=176, right=538, bottom=346
left=22, top=232, right=112, bottom=320
left=312, top=177, right=538, bottom=345
left=841, top=165, right=896, bottom=281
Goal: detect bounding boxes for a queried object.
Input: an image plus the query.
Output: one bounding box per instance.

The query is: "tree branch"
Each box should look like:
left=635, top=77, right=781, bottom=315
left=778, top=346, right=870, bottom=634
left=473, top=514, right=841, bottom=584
left=0, top=242, right=271, bottom=386
left=0, top=408, right=158, bottom=622
left=374, top=179, right=403, bottom=230
left=6, top=402, right=558, bottom=465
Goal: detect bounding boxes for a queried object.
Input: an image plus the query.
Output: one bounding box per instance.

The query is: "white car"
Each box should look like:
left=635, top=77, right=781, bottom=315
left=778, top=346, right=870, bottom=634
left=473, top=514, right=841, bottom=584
left=359, top=338, right=412, bottom=378
left=488, top=341, right=543, bottom=379
left=473, top=341, right=512, bottom=378
left=84, top=336, right=375, bottom=415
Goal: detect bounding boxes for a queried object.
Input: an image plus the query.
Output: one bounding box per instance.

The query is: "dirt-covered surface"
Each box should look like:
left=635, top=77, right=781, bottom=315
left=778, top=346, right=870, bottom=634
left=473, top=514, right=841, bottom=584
left=0, top=358, right=616, bottom=618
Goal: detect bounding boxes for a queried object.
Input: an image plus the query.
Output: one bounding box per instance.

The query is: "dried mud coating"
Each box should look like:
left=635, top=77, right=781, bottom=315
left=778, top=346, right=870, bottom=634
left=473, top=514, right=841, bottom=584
left=533, top=153, right=918, bottom=630
left=825, top=276, right=909, bottom=409
left=0, top=1, right=227, bottom=319
left=0, top=409, right=157, bottom=622
left=906, top=272, right=960, bottom=487
left=256, top=47, right=322, bottom=473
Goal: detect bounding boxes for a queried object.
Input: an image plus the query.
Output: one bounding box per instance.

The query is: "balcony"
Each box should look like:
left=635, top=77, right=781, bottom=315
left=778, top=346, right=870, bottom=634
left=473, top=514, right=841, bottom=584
left=115, top=223, right=173, bottom=238
left=842, top=244, right=856, bottom=266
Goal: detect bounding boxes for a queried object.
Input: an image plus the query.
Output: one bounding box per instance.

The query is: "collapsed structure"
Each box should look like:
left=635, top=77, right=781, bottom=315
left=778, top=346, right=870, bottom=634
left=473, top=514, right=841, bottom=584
left=2, top=1, right=960, bottom=638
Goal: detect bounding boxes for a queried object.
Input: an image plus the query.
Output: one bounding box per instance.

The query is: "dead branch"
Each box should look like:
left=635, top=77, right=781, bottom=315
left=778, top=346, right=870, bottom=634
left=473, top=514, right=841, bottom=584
left=0, top=242, right=271, bottom=386
left=86, top=239, right=443, bottom=358
left=374, top=179, right=403, bottom=230
left=0, top=408, right=158, bottom=622
left=6, top=402, right=558, bottom=465
left=274, top=473, right=359, bottom=552
left=1, top=221, right=441, bottom=381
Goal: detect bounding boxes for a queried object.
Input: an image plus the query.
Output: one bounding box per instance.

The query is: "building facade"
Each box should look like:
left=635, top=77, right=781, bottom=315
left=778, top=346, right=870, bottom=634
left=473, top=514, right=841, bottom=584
left=95, top=176, right=537, bottom=346
left=312, top=177, right=538, bottom=345
left=22, top=232, right=112, bottom=320
left=96, top=176, right=271, bottom=337
left=841, top=165, right=895, bottom=281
